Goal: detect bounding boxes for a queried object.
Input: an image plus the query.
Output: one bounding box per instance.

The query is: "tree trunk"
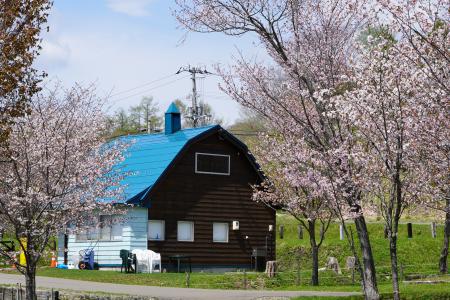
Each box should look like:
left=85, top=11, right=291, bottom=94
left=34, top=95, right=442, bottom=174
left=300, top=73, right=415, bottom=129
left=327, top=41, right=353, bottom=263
left=389, top=233, right=400, bottom=300
left=439, top=199, right=450, bottom=274
left=311, top=246, right=319, bottom=285
left=308, top=220, right=319, bottom=286
left=311, top=245, right=319, bottom=286
left=354, top=216, right=380, bottom=300
left=25, top=270, right=36, bottom=300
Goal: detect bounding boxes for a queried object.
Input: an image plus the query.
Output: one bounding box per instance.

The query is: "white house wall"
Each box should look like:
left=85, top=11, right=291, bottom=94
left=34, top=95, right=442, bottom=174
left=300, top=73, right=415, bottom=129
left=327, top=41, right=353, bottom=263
left=57, top=207, right=148, bottom=267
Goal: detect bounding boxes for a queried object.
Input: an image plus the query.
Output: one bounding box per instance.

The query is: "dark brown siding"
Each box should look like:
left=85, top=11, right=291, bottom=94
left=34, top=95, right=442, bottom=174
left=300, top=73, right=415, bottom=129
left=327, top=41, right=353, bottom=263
left=147, top=132, right=275, bottom=268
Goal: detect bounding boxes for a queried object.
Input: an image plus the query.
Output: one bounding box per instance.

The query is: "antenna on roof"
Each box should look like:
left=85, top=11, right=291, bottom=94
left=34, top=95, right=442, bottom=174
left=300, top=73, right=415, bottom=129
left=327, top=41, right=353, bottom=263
left=176, top=65, right=212, bottom=128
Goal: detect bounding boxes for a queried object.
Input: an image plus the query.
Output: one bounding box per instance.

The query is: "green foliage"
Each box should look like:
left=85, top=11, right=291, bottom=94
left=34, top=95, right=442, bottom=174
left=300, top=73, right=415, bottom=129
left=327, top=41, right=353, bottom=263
left=359, top=25, right=396, bottom=48
left=227, top=108, right=267, bottom=151
left=173, top=99, right=222, bottom=128
left=107, top=96, right=163, bottom=137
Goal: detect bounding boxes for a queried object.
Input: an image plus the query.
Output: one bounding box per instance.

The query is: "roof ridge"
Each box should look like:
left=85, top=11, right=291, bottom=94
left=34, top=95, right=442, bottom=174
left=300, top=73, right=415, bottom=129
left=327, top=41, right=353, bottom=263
left=121, top=124, right=219, bottom=139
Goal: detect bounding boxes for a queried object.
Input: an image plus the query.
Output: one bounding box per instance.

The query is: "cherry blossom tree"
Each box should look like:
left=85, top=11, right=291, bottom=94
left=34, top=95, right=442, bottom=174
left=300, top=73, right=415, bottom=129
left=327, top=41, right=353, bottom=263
left=253, top=132, right=334, bottom=286
left=334, top=34, right=428, bottom=299
left=0, top=83, right=129, bottom=300
left=374, top=0, right=449, bottom=275
left=175, top=1, right=380, bottom=298
left=333, top=0, right=449, bottom=294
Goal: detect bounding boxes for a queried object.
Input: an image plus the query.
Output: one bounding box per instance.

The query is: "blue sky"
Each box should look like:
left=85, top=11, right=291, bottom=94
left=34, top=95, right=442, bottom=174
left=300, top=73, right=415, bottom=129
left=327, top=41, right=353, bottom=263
left=36, top=0, right=263, bottom=125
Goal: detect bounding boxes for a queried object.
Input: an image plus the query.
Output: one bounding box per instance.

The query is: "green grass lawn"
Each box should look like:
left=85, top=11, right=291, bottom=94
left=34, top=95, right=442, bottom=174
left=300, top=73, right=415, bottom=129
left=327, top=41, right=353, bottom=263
left=2, top=213, right=449, bottom=299
left=3, top=268, right=448, bottom=299
left=291, top=283, right=450, bottom=300
left=276, top=212, right=445, bottom=282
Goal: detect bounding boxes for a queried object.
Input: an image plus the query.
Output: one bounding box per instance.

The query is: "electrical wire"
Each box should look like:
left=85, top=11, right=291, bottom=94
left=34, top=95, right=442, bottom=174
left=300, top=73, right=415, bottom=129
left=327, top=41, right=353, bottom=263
left=109, top=73, right=177, bottom=98
left=110, top=75, right=190, bottom=104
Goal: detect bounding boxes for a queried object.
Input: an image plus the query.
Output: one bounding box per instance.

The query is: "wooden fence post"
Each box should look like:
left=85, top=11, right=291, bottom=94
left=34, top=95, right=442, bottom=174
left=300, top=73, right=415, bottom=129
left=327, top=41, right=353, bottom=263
left=339, top=224, right=344, bottom=240
left=243, top=269, right=247, bottom=289
left=185, top=271, right=190, bottom=288
left=407, top=223, right=413, bottom=238
left=400, top=262, right=404, bottom=281
left=431, top=222, right=437, bottom=238
left=51, top=288, right=59, bottom=300
left=297, top=225, right=303, bottom=239
left=279, top=225, right=284, bottom=239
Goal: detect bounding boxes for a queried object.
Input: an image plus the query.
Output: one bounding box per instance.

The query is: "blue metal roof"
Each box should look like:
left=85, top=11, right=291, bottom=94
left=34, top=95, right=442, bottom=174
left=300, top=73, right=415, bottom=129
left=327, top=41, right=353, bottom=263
left=115, top=125, right=217, bottom=204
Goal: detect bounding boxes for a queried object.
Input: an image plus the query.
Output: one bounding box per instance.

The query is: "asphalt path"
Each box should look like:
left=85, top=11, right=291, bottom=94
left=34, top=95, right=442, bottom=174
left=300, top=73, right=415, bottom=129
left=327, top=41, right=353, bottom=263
left=0, top=273, right=361, bottom=300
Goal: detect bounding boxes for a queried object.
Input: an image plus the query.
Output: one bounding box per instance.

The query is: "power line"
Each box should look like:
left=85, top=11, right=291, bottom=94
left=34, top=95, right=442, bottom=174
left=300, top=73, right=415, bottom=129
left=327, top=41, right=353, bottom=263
left=109, top=73, right=177, bottom=98
left=110, top=75, right=190, bottom=104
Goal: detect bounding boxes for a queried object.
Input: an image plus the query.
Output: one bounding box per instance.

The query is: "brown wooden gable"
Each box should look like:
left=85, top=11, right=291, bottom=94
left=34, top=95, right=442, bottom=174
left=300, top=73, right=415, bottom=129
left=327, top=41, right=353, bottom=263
left=140, top=127, right=265, bottom=207
left=145, top=128, right=276, bottom=267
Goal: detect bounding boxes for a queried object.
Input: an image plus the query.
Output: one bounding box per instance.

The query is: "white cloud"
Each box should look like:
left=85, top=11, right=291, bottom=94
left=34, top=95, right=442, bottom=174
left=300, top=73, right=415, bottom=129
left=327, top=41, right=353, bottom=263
left=106, top=0, right=154, bottom=17
left=37, top=39, right=71, bottom=70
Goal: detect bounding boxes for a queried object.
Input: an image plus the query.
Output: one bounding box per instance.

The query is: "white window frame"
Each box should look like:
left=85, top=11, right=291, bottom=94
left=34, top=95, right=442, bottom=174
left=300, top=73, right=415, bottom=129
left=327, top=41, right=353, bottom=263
left=177, top=221, right=194, bottom=242
left=213, top=222, right=229, bottom=243
left=195, top=152, right=230, bottom=176
left=75, top=216, right=98, bottom=242
left=148, top=220, right=165, bottom=241
left=76, top=215, right=122, bottom=242
left=99, top=215, right=123, bottom=242
left=76, top=227, right=98, bottom=242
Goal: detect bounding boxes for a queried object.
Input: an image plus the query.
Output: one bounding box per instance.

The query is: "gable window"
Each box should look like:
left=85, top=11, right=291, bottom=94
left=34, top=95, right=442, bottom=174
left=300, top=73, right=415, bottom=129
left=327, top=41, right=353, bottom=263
left=195, top=153, right=230, bottom=175
left=177, top=221, right=194, bottom=242
left=213, top=222, right=229, bottom=243
left=99, top=215, right=122, bottom=241
left=148, top=220, right=165, bottom=241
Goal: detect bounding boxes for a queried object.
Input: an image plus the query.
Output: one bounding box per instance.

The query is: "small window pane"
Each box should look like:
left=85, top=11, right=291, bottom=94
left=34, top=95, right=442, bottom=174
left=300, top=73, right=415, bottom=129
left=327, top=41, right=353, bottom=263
left=76, top=227, right=97, bottom=241
left=87, top=227, right=98, bottom=240
left=111, top=222, right=123, bottom=241
left=196, top=153, right=230, bottom=175
left=76, top=231, right=87, bottom=241
left=177, top=221, right=194, bottom=242
left=148, top=220, right=165, bottom=241
left=99, top=225, right=111, bottom=240
left=99, top=215, right=110, bottom=240
left=213, top=223, right=229, bottom=243
left=99, top=215, right=122, bottom=241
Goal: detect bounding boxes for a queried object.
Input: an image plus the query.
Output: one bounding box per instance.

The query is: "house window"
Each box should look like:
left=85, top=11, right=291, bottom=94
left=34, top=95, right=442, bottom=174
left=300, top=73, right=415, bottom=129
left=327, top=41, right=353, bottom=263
left=213, top=223, right=229, bottom=243
left=177, top=221, right=194, bottom=242
left=195, top=153, right=230, bottom=175
left=76, top=215, right=122, bottom=242
left=76, top=227, right=98, bottom=241
left=99, top=215, right=122, bottom=241
left=148, top=220, right=165, bottom=241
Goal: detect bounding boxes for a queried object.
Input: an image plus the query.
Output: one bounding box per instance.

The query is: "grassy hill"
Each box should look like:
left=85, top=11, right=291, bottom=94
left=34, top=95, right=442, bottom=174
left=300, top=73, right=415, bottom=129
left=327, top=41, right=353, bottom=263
left=276, top=212, right=445, bottom=285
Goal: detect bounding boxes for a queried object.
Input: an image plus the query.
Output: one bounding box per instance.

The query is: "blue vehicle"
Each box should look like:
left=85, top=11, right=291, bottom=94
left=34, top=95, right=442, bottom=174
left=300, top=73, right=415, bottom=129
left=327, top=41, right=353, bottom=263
left=78, top=241, right=99, bottom=270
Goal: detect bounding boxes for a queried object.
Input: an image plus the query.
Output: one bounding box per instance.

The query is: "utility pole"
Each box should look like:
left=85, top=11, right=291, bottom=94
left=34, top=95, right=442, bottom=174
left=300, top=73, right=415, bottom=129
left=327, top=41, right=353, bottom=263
left=145, top=102, right=150, bottom=133
left=176, top=65, right=211, bottom=127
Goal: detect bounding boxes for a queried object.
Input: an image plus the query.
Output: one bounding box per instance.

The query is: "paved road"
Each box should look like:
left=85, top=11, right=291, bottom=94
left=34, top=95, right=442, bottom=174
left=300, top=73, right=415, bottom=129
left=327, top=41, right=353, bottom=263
left=0, top=273, right=360, bottom=300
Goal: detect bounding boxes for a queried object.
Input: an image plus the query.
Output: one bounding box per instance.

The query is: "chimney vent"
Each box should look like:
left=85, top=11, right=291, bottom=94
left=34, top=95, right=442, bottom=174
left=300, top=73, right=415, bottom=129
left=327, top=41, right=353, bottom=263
left=165, top=102, right=181, bottom=134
